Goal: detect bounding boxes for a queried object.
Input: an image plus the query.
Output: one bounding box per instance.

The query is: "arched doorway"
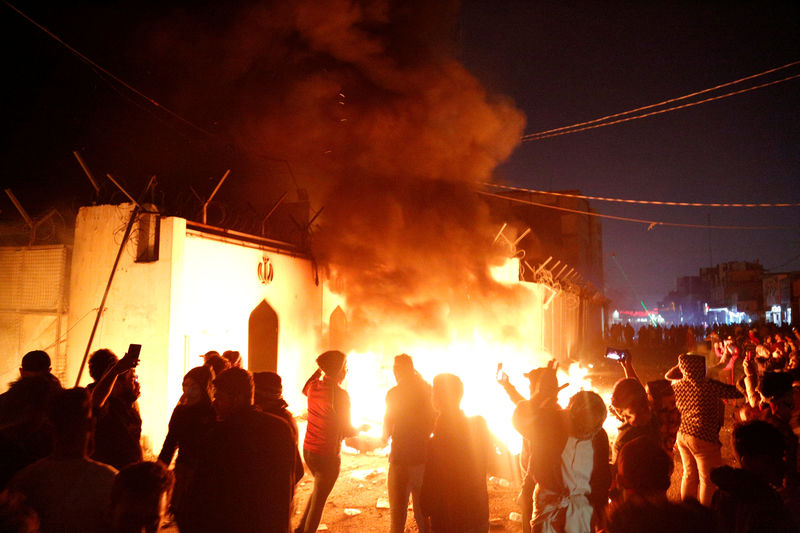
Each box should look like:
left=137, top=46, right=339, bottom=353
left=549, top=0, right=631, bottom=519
left=329, top=305, right=348, bottom=351
left=248, top=300, right=279, bottom=372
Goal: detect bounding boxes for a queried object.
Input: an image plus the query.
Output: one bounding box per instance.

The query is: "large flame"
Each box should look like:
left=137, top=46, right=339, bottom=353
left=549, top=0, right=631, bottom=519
left=339, top=259, right=615, bottom=456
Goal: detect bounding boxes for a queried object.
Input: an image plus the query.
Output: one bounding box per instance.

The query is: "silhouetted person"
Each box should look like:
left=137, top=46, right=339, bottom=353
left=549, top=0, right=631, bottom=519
left=0, top=351, right=62, bottom=488
left=756, top=372, right=799, bottom=482
left=615, top=436, right=673, bottom=505
left=383, top=354, right=434, bottom=533
left=252, top=371, right=305, bottom=495
left=610, top=378, right=658, bottom=463
left=201, top=352, right=229, bottom=377
left=606, top=499, right=718, bottom=533
left=111, top=461, right=173, bottom=533
left=504, top=360, right=562, bottom=533
left=253, top=371, right=299, bottom=443
left=711, top=420, right=795, bottom=533
left=157, top=367, right=216, bottom=532
left=421, top=373, right=491, bottom=533
left=86, top=348, right=142, bottom=470
left=221, top=350, right=242, bottom=369
left=9, top=388, right=117, bottom=533
left=295, top=350, right=367, bottom=533
left=645, top=379, right=681, bottom=458
left=186, top=368, right=301, bottom=533
left=522, top=390, right=611, bottom=533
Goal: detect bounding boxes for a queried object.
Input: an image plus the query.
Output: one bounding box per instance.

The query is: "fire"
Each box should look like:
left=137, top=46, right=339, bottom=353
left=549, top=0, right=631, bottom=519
left=338, top=259, right=616, bottom=457
left=344, top=350, right=613, bottom=456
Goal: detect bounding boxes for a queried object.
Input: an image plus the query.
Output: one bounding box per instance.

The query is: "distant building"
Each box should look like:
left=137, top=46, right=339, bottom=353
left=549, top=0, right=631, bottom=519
left=763, top=272, right=800, bottom=326
left=658, top=261, right=800, bottom=326
left=700, top=261, right=764, bottom=320
left=658, top=275, right=708, bottom=325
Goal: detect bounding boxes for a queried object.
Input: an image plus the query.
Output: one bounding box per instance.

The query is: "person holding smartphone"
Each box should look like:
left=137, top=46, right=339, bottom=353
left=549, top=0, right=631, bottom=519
left=86, top=346, right=142, bottom=470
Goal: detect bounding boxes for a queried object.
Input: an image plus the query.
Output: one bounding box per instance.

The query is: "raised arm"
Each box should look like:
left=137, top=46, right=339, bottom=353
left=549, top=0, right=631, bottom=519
left=619, top=352, right=640, bottom=383
left=498, top=373, right=525, bottom=405
left=301, top=368, right=322, bottom=396
left=91, top=349, right=139, bottom=411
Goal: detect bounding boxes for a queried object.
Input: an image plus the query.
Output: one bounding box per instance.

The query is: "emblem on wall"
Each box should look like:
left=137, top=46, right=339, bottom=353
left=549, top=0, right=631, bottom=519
left=258, top=255, right=274, bottom=285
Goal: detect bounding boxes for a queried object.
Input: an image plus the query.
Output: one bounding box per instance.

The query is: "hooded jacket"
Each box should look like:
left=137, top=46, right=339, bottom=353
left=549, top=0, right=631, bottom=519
left=670, top=354, right=742, bottom=443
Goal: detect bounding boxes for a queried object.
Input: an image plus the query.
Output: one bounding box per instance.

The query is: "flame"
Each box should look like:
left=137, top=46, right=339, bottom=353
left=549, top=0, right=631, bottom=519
left=339, top=259, right=616, bottom=456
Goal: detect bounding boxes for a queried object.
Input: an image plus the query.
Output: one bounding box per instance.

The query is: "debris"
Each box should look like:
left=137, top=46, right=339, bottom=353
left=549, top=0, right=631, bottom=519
left=489, top=476, right=511, bottom=488
left=489, top=517, right=504, bottom=528
left=349, top=467, right=386, bottom=481
left=344, top=508, right=361, bottom=516
left=318, top=525, right=328, bottom=531
left=376, top=498, right=390, bottom=509
left=509, top=511, right=522, bottom=522
left=344, top=435, right=387, bottom=453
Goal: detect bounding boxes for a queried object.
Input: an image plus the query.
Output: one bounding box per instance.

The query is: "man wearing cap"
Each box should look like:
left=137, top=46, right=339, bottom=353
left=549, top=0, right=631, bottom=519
left=295, top=350, right=368, bottom=533
left=0, top=350, right=63, bottom=487
left=186, top=368, right=300, bottom=533
left=253, top=371, right=299, bottom=443
left=383, top=354, right=434, bottom=533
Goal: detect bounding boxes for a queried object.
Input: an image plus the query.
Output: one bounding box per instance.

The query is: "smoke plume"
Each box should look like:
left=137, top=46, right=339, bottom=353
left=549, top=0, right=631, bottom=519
left=146, top=0, right=526, bottom=347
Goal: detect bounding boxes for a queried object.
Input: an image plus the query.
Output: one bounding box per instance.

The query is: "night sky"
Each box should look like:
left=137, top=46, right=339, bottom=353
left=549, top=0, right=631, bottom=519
left=2, top=1, right=799, bottom=311
left=458, top=1, right=800, bottom=309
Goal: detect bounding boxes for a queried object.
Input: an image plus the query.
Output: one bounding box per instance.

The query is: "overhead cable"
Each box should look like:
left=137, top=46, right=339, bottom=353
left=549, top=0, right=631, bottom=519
left=522, top=71, right=800, bottom=142
left=484, top=183, right=800, bottom=208
left=478, top=190, right=799, bottom=231
left=521, top=60, right=800, bottom=141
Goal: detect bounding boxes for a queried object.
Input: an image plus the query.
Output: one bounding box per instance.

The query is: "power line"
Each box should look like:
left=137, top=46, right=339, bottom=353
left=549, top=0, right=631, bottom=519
left=522, top=73, right=800, bottom=142
left=521, top=60, right=800, bottom=140
left=478, top=190, right=799, bottom=231
left=3, top=0, right=214, bottom=138
left=484, top=183, right=800, bottom=208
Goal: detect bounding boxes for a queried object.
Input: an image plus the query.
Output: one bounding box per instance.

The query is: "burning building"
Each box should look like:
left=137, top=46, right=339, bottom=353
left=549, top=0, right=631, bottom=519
left=1, top=0, right=610, bottom=453
left=1, top=199, right=604, bottom=454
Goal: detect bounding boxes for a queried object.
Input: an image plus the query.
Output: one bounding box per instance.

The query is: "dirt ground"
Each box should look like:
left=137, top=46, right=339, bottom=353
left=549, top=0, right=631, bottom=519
left=290, top=451, right=520, bottom=532
left=290, top=411, right=738, bottom=533
left=164, top=344, right=741, bottom=532
left=286, top=344, right=741, bottom=532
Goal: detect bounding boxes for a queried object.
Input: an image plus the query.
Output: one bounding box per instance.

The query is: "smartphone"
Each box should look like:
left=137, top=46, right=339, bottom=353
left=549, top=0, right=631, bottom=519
left=605, top=347, right=627, bottom=361
left=127, top=343, right=142, bottom=359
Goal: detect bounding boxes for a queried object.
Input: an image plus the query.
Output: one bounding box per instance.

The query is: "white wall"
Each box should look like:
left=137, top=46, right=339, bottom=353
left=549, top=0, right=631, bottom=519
left=66, top=204, right=323, bottom=454
left=66, top=204, right=178, bottom=454
left=177, top=229, right=322, bottom=411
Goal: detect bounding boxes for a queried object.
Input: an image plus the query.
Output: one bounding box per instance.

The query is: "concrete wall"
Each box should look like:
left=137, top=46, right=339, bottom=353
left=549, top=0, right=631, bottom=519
left=66, top=204, right=179, bottom=454
left=66, top=204, right=322, bottom=454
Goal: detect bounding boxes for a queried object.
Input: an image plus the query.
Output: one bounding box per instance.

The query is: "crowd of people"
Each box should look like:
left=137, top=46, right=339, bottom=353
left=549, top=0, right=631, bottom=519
left=606, top=322, right=709, bottom=348
left=0, top=326, right=798, bottom=532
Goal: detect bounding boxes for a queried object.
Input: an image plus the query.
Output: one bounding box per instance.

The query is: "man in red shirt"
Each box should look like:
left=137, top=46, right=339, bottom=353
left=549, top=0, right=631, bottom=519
left=295, top=350, right=367, bottom=533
